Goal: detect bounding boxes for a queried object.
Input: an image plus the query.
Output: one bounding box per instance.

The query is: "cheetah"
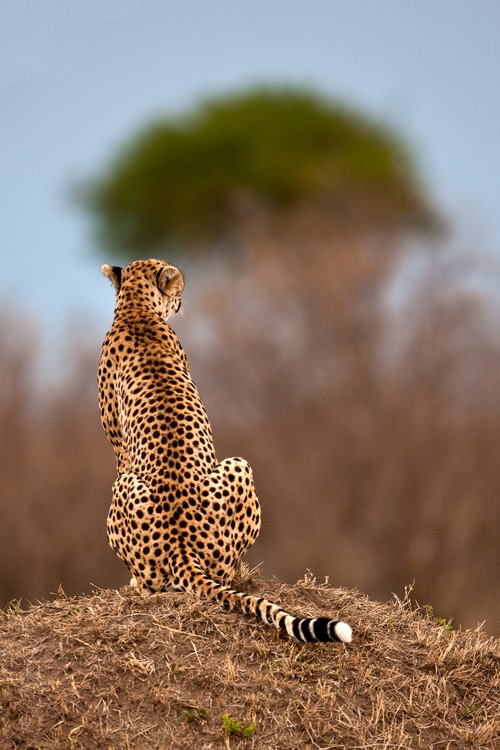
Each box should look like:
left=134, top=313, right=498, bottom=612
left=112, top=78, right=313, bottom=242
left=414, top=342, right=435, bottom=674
left=99, top=259, right=352, bottom=644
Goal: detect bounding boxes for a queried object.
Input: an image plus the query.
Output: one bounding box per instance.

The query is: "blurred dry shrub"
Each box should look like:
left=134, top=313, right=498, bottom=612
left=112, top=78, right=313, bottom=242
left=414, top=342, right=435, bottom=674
left=1, top=223, right=499, bottom=634
left=177, top=214, right=500, bottom=634
left=0, top=312, right=126, bottom=603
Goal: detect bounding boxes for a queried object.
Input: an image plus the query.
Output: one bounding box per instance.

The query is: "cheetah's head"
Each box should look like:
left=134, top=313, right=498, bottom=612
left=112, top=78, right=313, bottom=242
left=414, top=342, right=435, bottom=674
left=101, top=259, right=184, bottom=321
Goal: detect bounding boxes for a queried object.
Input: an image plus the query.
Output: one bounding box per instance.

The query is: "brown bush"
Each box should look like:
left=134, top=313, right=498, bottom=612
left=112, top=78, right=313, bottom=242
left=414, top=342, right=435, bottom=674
left=176, top=232, right=500, bottom=634
left=0, top=233, right=499, bottom=635
left=0, top=313, right=126, bottom=603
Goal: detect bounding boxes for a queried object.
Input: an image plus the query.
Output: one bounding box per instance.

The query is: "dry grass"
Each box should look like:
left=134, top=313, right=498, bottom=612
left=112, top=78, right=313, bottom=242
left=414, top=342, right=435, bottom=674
left=1, top=568, right=498, bottom=750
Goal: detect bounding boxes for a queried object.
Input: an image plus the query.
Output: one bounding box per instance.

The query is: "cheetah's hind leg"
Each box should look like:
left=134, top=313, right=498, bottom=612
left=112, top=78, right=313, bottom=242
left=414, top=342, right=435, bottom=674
left=107, top=472, right=167, bottom=594
left=195, top=457, right=261, bottom=584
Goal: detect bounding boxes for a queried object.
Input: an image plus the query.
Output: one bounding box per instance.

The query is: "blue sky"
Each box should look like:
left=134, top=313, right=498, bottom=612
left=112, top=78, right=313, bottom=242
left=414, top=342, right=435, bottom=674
left=1, top=0, right=499, bottom=342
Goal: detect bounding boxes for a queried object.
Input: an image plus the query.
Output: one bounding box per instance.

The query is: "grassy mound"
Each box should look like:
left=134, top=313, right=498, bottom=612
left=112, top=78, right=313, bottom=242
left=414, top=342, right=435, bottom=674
left=1, top=569, right=498, bottom=749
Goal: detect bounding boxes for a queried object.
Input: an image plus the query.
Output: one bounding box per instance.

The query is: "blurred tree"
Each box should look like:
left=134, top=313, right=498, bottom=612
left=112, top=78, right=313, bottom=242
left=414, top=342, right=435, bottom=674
left=77, top=87, right=440, bottom=257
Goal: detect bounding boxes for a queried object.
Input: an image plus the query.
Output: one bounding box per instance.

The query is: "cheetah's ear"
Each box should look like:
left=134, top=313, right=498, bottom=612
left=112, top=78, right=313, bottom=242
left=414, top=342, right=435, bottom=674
left=101, top=264, right=122, bottom=293
left=156, top=265, right=182, bottom=295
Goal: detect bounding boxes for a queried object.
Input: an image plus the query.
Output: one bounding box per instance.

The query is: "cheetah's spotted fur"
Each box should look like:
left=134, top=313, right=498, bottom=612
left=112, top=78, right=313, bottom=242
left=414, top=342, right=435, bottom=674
left=99, top=259, right=351, bottom=643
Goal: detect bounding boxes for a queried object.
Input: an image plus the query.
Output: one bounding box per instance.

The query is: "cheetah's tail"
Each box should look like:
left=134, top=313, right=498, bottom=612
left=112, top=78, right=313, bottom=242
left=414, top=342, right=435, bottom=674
left=173, top=556, right=352, bottom=644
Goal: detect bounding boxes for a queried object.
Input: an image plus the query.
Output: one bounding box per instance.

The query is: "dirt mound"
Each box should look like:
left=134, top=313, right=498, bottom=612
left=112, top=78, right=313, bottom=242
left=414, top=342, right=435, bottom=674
left=1, top=569, right=498, bottom=749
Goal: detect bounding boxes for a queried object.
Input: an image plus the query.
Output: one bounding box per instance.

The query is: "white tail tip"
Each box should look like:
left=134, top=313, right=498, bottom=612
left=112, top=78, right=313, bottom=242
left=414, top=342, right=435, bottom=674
left=334, top=621, right=352, bottom=643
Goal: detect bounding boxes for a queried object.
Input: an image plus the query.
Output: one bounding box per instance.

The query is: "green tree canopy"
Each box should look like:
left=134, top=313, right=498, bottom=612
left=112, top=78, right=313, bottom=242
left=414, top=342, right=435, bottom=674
left=78, top=87, right=440, bottom=257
